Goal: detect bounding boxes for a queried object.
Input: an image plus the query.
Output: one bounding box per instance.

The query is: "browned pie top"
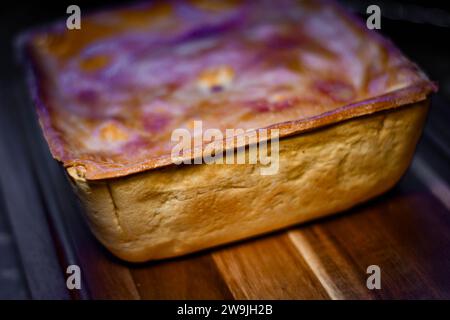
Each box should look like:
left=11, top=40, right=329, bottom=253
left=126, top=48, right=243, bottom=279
left=23, top=0, right=436, bottom=180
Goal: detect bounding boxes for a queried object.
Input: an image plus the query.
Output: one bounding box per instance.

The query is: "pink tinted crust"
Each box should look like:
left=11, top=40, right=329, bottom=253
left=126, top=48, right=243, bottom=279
left=24, top=0, right=436, bottom=180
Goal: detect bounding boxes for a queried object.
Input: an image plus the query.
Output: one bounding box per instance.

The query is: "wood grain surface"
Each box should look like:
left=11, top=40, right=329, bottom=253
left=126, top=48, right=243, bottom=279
left=38, top=167, right=450, bottom=299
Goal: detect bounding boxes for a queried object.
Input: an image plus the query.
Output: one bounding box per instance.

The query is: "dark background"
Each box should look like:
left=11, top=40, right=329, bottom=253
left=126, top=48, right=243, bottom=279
left=0, top=0, right=449, bottom=299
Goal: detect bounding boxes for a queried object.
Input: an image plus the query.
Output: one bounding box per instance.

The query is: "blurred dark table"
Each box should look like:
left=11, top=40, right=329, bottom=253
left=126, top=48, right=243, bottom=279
left=0, top=1, right=450, bottom=299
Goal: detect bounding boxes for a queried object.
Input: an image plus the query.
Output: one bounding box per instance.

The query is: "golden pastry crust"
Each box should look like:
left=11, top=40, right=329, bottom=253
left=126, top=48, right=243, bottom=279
left=70, top=100, right=429, bottom=262
left=22, top=0, right=436, bottom=180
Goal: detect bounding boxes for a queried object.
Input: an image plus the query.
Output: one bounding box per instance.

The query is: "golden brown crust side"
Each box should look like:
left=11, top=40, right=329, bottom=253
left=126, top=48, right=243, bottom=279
left=24, top=0, right=436, bottom=180
left=69, top=100, right=429, bottom=262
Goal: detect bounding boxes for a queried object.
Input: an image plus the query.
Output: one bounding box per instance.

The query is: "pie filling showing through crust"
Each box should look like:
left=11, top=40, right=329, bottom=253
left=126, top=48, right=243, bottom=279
left=23, top=0, right=436, bottom=180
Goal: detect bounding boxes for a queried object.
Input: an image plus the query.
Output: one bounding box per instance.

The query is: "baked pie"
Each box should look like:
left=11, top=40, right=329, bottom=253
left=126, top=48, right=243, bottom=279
left=22, top=0, right=436, bottom=261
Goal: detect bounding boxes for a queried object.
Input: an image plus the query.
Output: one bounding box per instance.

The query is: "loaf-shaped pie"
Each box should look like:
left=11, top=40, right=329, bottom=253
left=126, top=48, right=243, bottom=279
left=21, top=0, right=436, bottom=262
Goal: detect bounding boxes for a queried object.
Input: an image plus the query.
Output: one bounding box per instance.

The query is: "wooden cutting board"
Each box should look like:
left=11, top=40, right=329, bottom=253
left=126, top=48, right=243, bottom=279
left=67, top=178, right=450, bottom=299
